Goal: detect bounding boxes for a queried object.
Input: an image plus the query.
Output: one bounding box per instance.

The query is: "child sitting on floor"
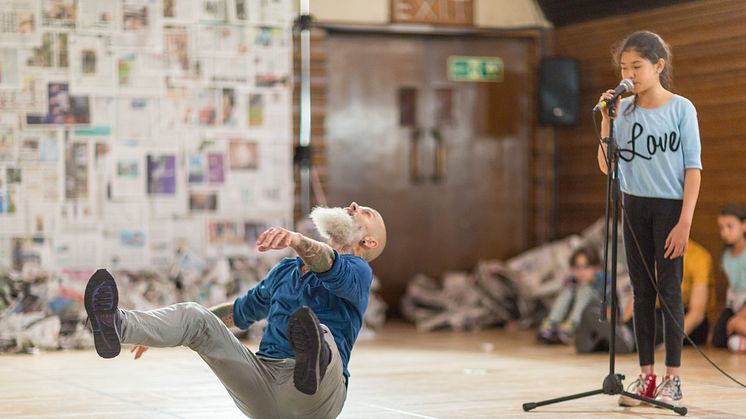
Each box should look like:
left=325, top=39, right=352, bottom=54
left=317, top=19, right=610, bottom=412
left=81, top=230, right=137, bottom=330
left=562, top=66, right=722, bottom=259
left=538, top=246, right=605, bottom=344
left=713, top=203, right=746, bottom=353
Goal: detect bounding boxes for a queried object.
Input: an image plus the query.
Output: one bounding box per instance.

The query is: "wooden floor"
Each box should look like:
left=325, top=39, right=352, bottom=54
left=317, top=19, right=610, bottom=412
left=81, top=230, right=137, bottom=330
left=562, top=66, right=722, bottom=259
left=1, top=322, right=745, bottom=418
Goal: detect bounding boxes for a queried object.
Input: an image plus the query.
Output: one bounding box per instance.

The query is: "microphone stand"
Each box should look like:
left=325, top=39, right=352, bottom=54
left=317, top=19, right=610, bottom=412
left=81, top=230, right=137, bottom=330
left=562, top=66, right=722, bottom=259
left=522, top=102, right=687, bottom=416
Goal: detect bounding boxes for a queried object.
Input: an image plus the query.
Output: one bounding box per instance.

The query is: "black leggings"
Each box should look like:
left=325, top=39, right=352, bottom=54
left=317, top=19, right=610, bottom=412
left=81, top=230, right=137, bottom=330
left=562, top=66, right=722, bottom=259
left=652, top=308, right=709, bottom=346
left=623, top=194, right=685, bottom=367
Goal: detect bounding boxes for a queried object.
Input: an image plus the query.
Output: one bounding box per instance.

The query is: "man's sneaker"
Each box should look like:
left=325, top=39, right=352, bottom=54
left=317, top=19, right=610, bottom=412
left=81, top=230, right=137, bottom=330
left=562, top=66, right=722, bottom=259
left=288, top=306, right=331, bottom=395
left=618, top=374, right=656, bottom=407
left=654, top=375, right=683, bottom=407
left=84, top=269, right=121, bottom=359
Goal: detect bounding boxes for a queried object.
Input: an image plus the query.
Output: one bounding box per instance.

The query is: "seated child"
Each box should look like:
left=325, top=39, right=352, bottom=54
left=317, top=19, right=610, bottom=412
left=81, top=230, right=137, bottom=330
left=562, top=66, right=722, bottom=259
left=713, top=203, right=746, bottom=353
left=538, top=246, right=604, bottom=344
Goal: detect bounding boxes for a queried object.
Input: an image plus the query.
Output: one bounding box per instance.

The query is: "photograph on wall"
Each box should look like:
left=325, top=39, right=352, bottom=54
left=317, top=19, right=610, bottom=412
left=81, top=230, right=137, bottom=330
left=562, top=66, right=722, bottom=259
left=19, top=135, right=41, bottom=161
left=187, top=153, right=205, bottom=184
left=254, top=26, right=287, bottom=49
left=120, top=230, right=145, bottom=247
left=243, top=222, right=269, bottom=244
left=198, top=0, right=228, bottom=23
left=189, top=190, right=217, bottom=211
left=254, top=53, right=289, bottom=87
left=0, top=0, right=41, bottom=46
left=0, top=125, right=16, bottom=160
left=93, top=138, right=111, bottom=165
left=0, top=48, right=21, bottom=89
left=159, top=87, right=194, bottom=130
left=197, top=88, right=219, bottom=126
left=247, top=93, right=263, bottom=127
left=163, top=26, right=197, bottom=81
left=228, top=139, right=258, bottom=170
left=64, top=140, right=89, bottom=200
left=146, top=153, right=176, bottom=195
left=28, top=205, right=57, bottom=237
left=9, top=237, right=43, bottom=270
left=119, top=0, right=163, bottom=51
left=232, top=0, right=249, bottom=21
left=26, top=32, right=69, bottom=68
left=206, top=220, right=254, bottom=256
left=115, top=157, right=141, bottom=192
left=77, top=0, right=116, bottom=32
left=164, top=0, right=196, bottom=22
left=38, top=131, right=60, bottom=163
left=104, top=228, right=148, bottom=268
left=0, top=70, right=48, bottom=113
left=2, top=187, right=19, bottom=215
left=6, top=166, right=21, bottom=184
left=70, top=34, right=116, bottom=95
left=221, top=87, right=237, bottom=126
left=19, top=130, right=58, bottom=163
left=26, top=82, right=91, bottom=125
left=207, top=152, right=224, bottom=184
left=247, top=89, right=289, bottom=137
left=111, top=148, right=145, bottom=199
left=42, top=0, right=76, bottom=28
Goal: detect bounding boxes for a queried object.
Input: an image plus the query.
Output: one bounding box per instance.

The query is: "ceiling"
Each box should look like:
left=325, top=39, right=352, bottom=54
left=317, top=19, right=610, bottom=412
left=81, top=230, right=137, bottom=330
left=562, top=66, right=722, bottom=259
left=536, top=0, right=700, bottom=27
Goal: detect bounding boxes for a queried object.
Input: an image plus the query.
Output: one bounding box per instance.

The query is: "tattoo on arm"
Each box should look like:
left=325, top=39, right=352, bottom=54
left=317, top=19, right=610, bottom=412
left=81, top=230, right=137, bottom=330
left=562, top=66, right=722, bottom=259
left=294, top=235, right=334, bottom=272
left=209, top=303, right=235, bottom=328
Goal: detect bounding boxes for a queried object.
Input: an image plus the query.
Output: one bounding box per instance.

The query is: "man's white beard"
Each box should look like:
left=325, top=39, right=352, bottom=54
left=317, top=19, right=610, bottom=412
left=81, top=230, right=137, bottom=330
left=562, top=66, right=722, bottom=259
left=309, top=207, right=364, bottom=246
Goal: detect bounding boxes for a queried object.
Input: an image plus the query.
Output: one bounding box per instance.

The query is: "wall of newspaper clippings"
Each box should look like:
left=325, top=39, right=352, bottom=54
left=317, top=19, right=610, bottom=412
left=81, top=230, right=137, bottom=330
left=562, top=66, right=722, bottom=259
left=0, top=0, right=294, bottom=271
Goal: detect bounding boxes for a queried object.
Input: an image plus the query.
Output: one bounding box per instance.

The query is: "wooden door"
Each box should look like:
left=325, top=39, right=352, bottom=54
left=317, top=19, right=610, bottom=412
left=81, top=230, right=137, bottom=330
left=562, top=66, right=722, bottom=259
left=326, top=33, right=532, bottom=308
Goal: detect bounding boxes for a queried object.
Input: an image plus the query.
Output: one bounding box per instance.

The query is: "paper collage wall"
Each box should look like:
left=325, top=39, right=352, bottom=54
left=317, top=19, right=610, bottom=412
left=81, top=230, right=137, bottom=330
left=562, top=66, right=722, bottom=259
left=0, top=0, right=294, bottom=272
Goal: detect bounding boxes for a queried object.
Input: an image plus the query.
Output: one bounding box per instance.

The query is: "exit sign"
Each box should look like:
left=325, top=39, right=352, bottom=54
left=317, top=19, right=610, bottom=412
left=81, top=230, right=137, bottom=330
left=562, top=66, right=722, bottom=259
left=447, top=56, right=504, bottom=82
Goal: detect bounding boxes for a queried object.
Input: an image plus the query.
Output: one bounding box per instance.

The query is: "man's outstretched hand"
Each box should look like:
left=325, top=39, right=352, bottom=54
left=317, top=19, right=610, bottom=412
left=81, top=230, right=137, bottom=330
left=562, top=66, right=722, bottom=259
left=131, top=345, right=149, bottom=360
left=257, top=226, right=334, bottom=272
left=256, top=227, right=301, bottom=252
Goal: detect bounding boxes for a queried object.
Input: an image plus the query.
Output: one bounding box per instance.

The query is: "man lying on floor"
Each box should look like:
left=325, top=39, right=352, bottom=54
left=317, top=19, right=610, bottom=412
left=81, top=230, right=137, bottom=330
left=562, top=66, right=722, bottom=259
left=84, top=202, right=386, bottom=419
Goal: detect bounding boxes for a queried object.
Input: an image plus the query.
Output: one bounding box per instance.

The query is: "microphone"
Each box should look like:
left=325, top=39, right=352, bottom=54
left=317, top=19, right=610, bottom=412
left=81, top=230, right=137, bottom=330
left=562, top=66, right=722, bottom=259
left=593, top=79, right=634, bottom=112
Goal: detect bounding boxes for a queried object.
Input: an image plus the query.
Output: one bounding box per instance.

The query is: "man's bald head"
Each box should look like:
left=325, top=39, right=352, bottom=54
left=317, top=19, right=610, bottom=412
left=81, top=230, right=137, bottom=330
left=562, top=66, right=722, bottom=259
left=310, top=202, right=386, bottom=262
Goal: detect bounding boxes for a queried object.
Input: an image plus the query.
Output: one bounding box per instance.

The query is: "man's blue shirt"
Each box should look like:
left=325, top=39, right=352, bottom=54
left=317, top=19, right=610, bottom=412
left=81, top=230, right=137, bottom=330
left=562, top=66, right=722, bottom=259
left=233, top=250, right=373, bottom=377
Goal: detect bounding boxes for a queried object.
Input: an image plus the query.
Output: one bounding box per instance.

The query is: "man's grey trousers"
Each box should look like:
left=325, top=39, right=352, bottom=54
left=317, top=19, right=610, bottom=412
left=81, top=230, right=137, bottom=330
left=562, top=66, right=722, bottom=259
left=120, top=302, right=347, bottom=418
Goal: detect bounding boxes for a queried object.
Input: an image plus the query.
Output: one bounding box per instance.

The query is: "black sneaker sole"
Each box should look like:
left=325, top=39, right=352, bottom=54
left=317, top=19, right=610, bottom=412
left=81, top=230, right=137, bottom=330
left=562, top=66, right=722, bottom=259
left=288, top=307, right=329, bottom=395
left=84, top=269, right=121, bottom=359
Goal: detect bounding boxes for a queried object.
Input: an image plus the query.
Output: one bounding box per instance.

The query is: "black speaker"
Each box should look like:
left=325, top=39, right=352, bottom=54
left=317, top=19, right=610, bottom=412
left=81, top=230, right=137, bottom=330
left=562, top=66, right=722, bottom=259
left=539, top=57, right=579, bottom=126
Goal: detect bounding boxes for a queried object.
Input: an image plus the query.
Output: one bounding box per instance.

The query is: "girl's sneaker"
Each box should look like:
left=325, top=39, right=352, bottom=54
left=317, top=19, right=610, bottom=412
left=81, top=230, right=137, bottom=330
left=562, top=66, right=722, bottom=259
left=618, top=374, right=656, bottom=407
left=654, top=375, right=683, bottom=407
left=727, top=335, right=746, bottom=353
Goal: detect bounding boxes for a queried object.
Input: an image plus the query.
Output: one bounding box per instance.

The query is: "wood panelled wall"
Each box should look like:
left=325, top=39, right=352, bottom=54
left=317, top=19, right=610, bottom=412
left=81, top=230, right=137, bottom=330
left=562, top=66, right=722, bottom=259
left=293, top=28, right=328, bottom=221
left=554, top=0, right=746, bottom=312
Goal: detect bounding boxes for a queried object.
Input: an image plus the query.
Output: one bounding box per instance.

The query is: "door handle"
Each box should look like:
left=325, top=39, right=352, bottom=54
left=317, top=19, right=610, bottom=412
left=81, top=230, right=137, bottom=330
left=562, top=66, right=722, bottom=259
left=409, top=126, right=423, bottom=183
left=431, top=127, right=446, bottom=183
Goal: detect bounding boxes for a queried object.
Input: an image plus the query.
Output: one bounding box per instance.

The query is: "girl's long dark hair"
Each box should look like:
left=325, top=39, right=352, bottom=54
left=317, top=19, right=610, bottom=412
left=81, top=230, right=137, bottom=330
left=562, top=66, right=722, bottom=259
left=613, top=31, right=673, bottom=115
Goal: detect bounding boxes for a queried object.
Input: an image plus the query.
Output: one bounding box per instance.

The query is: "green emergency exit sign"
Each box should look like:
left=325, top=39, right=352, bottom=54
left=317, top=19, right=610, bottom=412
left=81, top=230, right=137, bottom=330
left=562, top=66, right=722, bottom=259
left=447, top=56, right=503, bottom=82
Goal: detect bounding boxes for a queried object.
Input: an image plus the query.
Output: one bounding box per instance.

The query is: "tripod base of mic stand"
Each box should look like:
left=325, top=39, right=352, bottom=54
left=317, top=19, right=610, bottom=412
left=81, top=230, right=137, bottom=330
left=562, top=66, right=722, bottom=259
left=522, top=373, right=687, bottom=416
